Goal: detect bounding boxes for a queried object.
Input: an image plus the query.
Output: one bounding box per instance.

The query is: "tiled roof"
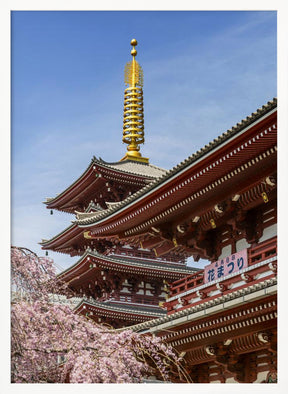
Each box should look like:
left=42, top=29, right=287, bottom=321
left=59, top=249, right=198, bottom=276
left=41, top=202, right=106, bottom=246
left=41, top=199, right=103, bottom=246
left=44, top=157, right=166, bottom=205
left=75, top=98, right=277, bottom=226
left=75, top=203, right=104, bottom=220
left=75, top=298, right=166, bottom=317
left=94, top=157, right=167, bottom=178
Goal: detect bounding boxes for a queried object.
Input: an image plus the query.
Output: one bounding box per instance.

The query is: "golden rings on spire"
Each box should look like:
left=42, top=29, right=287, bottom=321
left=121, top=39, right=149, bottom=163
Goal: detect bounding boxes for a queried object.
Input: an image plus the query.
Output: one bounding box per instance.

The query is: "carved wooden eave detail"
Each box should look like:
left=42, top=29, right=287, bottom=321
left=140, top=236, right=163, bottom=249
left=75, top=298, right=166, bottom=327
left=160, top=295, right=276, bottom=380
left=183, top=328, right=276, bottom=382
left=118, top=175, right=277, bottom=261
left=40, top=224, right=118, bottom=256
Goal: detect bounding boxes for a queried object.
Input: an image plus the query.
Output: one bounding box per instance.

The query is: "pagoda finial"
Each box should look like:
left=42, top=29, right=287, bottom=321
left=121, top=39, right=149, bottom=163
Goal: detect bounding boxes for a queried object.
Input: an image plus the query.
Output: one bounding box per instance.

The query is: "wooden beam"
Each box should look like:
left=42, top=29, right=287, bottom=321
left=153, top=241, right=176, bottom=257
left=140, top=236, right=163, bottom=249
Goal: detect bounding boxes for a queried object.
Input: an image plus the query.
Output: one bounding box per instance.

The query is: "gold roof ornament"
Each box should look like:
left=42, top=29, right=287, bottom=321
left=121, top=39, right=149, bottom=163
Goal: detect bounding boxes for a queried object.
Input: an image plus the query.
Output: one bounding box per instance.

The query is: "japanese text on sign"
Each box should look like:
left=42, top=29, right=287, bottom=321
left=204, top=249, right=248, bottom=283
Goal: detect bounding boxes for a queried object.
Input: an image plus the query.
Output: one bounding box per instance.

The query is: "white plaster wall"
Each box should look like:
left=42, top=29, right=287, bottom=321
left=255, top=370, right=269, bottom=383
left=259, top=223, right=277, bottom=242
left=236, top=238, right=251, bottom=252
left=221, top=225, right=277, bottom=257
left=218, top=244, right=232, bottom=260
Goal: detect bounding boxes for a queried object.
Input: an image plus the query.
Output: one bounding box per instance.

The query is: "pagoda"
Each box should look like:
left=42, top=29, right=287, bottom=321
left=42, top=38, right=277, bottom=382
left=41, top=39, right=198, bottom=328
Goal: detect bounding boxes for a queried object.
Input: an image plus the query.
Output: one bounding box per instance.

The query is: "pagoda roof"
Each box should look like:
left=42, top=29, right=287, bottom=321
left=59, top=249, right=198, bottom=283
left=40, top=222, right=83, bottom=254
left=73, top=99, right=277, bottom=231
left=94, top=157, right=166, bottom=178
left=40, top=211, right=187, bottom=262
left=75, top=298, right=166, bottom=322
left=41, top=202, right=102, bottom=253
left=44, top=156, right=166, bottom=213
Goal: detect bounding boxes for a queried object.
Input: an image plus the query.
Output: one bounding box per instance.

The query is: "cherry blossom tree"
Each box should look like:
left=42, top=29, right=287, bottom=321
left=11, top=247, right=190, bottom=383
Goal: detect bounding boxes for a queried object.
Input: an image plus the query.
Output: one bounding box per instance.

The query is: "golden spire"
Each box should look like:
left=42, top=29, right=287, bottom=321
left=121, top=39, right=149, bottom=163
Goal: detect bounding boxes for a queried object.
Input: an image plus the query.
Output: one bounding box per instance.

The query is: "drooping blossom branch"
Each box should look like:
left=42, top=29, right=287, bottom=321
left=11, top=247, right=190, bottom=383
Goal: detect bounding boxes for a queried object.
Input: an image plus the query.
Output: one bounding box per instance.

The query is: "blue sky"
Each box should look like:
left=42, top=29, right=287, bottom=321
left=11, top=10, right=277, bottom=271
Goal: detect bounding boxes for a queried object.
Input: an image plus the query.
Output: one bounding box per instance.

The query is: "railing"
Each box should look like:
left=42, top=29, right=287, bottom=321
left=108, top=294, right=162, bottom=307
left=170, top=271, right=205, bottom=296
left=169, top=236, right=277, bottom=297
left=248, top=236, right=277, bottom=265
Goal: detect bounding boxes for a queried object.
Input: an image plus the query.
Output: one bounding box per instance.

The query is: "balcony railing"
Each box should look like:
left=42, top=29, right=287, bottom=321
left=170, top=271, right=205, bottom=296
left=248, top=236, right=277, bottom=264
left=168, top=236, right=277, bottom=298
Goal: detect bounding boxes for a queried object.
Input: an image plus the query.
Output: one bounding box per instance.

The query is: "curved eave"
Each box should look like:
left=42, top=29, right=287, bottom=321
left=75, top=299, right=166, bottom=320
left=74, top=102, right=277, bottom=235
left=58, top=250, right=198, bottom=282
left=44, top=157, right=164, bottom=212
left=40, top=222, right=83, bottom=251
left=44, top=159, right=96, bottom=211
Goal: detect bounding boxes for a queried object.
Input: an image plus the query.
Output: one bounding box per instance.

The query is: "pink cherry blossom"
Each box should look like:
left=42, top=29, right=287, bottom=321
left=11, top=247, right=190, bottom=383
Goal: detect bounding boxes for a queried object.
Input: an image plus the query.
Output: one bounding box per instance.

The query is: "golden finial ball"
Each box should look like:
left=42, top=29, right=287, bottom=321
left=130, top=39, right=138, bottom=46
left=131, top=48, right=137, bottom=56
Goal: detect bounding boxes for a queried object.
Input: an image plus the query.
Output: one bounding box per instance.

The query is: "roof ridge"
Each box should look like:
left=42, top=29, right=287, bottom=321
left=93, top=156, right=167, bottom=177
